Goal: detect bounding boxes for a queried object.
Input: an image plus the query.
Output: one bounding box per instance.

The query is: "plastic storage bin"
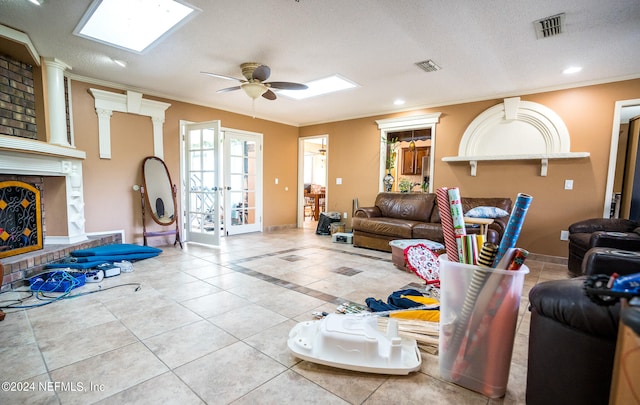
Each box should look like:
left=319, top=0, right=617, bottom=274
left=438, top=254, right=529, bottom=398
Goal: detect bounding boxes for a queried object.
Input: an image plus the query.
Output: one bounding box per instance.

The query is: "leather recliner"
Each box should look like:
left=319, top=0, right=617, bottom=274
left=526, top=247, right=640, bottom=405
left=567, top=217, right=640, bottom=276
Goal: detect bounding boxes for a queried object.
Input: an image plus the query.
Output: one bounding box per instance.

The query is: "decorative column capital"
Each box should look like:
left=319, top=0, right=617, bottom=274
left=96, top=108, right=113, bottom=119
left=43, top=57, right=72, bottom=72
left=151, top=116, right=165, bottom=125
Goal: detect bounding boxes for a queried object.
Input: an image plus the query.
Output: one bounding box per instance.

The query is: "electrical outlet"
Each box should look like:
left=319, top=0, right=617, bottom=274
left=560, top=230, right=569, bottom=241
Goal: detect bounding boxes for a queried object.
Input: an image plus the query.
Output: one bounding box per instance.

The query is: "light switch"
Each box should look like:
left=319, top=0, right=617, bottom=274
left=275, top=178, right=279, bottom=184
left=336, top=178, right=342, bottom=185
left=564, top=179, right=573, bottom=190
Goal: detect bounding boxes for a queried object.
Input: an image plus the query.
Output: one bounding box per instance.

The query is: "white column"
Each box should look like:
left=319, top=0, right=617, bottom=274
left=96, top=108, right=113, bottom=159
left=43, top=58, right=72, bottom=147
left=151, top=116, right=165, bottom=159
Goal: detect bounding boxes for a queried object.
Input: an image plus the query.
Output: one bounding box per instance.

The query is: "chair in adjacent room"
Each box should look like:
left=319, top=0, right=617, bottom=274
left=304, top=196, right=315, bottom=221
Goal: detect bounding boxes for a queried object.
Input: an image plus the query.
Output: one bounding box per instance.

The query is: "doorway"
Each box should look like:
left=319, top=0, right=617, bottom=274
left=376, top=113, right=441, bottom=193
left=181, top=120, right=263, bottom=246
left=604, top=99, right=640, bottom=218
left=298, top=135, right=328, bottom=228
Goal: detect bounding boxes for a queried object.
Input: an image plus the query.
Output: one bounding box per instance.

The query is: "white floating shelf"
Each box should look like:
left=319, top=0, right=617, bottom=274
left=442, top=152, right=590, bottom=176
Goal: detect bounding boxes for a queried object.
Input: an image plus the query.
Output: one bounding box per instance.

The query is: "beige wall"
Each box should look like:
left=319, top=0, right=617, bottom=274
left=301, top=79, right=640, bottom=257
left=58, top=78, right=640, bottom=256
left=70, top=80, right=298, bottom=246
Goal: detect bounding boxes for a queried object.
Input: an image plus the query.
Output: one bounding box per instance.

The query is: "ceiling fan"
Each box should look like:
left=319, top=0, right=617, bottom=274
left=201, top=62, right=308, bottom=100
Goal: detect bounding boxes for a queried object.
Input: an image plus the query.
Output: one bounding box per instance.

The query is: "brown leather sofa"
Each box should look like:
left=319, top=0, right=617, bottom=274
left=351, top=192, right=512, bottom=252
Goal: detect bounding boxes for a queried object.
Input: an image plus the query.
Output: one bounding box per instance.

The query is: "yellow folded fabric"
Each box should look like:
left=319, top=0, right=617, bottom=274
left=400, top=295, right=439, bottom=306
left=391, top=309, right=440, bottom=322
left=389, top=295, right=440, bottom=321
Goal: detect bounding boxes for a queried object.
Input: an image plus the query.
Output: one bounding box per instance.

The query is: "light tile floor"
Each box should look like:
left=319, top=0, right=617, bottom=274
left=0, top=227, right=571, bottom=404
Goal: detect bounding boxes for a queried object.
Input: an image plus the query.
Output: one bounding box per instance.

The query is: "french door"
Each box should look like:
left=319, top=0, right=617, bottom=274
left=182, top=122, right=263, bottom=246
left=223, top=130, right=262, bottom=235
left=184, top=120, right=222, bottom=245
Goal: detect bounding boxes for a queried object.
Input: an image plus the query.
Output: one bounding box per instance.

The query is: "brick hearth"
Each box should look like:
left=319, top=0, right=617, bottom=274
left=0, top=233, right=122, bottom=290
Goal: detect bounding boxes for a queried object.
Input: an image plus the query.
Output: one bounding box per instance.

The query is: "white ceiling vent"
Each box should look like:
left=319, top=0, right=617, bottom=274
left=534, top=13, right=565, bottom=39
left=415, top=60, right=442, bottom=73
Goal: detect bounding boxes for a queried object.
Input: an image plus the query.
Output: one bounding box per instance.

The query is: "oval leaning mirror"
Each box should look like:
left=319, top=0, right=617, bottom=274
left=142, top=156, right=176, bottom=225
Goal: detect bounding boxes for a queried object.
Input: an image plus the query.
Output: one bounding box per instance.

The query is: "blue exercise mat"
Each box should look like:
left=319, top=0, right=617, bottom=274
left=72, top=252, right=160, bottom=262
left=71, top=243, right=162, bottom=257
left=46, top=260, right=109, bottom=269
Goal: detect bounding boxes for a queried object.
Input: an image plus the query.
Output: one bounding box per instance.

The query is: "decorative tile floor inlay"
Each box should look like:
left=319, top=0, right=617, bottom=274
left=331, top=266, right=362, bottom=276
left=279, top=254, right=306, bottom=262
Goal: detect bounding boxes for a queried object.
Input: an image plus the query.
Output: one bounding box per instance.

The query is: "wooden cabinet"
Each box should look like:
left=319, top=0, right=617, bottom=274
left=401, top=147, right=429, bottom=175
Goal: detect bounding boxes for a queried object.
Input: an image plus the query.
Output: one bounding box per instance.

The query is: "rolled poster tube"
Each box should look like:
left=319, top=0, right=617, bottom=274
left=436, top=187, right=459, bottom=262
left=493, top=193, right=532, bottom=267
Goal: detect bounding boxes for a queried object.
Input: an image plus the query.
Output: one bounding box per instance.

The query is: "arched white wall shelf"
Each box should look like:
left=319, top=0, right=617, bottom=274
left=442, top=97, right=589, bottom=176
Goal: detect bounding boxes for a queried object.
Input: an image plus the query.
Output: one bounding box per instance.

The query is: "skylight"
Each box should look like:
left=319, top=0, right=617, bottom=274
left=74, top=0, right=199, bottom=53
left=279, top=75, right=358, bottom=100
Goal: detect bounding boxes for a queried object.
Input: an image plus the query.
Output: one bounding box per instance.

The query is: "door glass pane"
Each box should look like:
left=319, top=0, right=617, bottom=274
left=190, top=151, right=201, bottom=171
left=190, top=172, right=202, bottom=191
left=202, top=171, right=215, bottom=191
left=189, top=131, right=201, bottom=149
left=202, top=129, right=215, bottom=147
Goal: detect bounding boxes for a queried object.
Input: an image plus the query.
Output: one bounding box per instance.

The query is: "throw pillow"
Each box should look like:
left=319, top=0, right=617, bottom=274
left=465, top=206, right=509, bottom=218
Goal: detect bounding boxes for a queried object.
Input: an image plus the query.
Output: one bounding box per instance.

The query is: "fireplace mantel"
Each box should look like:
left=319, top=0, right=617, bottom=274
left=0, top=135, right=87, bottom=244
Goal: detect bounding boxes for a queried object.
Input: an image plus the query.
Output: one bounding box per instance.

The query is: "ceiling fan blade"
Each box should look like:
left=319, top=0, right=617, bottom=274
left=262, top=89, right=277, bottom=100
left=266, top=81, right=308, bottom=90
left=201, top=71, right=244, bottom=83
left=252, top=65, right=271, bottom=82
left=216, top=85, right=242, bottom=93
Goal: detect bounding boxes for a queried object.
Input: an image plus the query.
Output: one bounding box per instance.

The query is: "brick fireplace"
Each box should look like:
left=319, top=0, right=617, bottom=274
left=0, top=137, right=93, bottom=288
left=0, top=25, right=129, bottom=291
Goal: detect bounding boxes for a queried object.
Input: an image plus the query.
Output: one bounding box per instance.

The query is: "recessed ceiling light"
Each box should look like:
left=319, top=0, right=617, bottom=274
left=394, top=99, right=406, bottom=106
left=74, top=0, right=200, bottom=53
left=563, top=66, right=582, bottom=74
left=279, top=75, right=358, bottom=100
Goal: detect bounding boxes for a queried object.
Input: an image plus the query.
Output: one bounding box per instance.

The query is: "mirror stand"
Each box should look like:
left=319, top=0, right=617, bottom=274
left=140, top=184, right=182, bottom=248
left=140, top=156, right=182, bottom=249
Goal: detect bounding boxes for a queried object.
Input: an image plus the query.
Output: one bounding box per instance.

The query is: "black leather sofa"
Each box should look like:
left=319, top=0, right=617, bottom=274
left=568, top=217, right=640, bottom=276
left=526, top=247, right=640, bottom=404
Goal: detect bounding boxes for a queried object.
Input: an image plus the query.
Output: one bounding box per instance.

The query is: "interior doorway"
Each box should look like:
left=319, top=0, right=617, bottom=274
left=384, top=129, right=432, bottom=193
left=298, top=135, right=328, bottom=228
left=604, top=99, right=640, bottom=218
left=376, top=114, right=441, bottom=193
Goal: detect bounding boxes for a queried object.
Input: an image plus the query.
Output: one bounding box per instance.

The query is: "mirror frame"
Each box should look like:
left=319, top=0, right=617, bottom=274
left=142, top=156, right=178, bottom=226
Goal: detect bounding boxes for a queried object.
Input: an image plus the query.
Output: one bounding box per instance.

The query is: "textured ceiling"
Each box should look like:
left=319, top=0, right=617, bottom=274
left=1, top=0, right=639, bottom=126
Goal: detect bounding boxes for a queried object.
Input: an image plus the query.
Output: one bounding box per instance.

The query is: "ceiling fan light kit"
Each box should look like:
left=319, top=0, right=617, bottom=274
left=204, top=62, right=307, bottom=101
left=242, top=82, right=268, bottom=99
